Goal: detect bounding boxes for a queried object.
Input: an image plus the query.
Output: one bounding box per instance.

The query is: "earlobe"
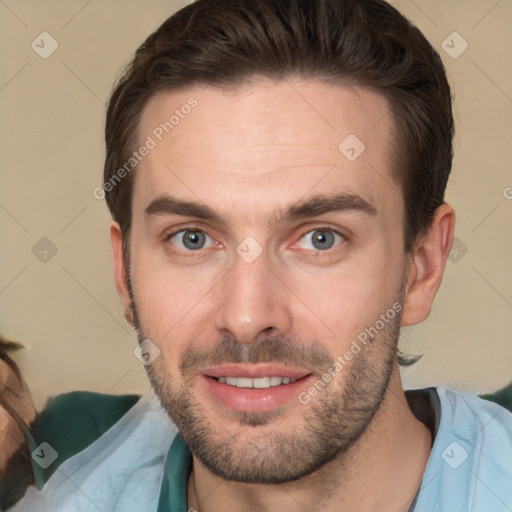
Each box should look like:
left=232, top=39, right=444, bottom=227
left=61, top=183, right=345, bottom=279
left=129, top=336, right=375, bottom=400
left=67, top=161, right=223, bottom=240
left=401, top=204, right=455, bottom=326
left=110, top=222, right=134, bottom=326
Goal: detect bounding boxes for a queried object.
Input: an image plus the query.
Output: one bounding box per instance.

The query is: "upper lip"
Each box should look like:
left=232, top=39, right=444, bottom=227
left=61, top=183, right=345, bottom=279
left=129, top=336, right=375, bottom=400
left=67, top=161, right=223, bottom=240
left=201, top=364, right=313, bottom=379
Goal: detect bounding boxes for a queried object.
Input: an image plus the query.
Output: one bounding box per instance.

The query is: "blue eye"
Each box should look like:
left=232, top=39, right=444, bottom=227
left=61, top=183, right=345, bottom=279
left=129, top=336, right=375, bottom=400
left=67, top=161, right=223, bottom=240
left=297, top=229, right=345, bottom=251
left=165, top=228, right=344, bottom=254
left=167, top=230, right=215, bottom=251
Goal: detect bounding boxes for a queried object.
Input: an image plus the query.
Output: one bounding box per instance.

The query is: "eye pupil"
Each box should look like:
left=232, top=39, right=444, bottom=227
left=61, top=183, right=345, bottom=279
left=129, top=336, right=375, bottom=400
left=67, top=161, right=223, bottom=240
left=312, top=230, right=335, bottom=250
left=183, top=231, right=205, bottom=250
left=175, top=230, right=339, bottom=253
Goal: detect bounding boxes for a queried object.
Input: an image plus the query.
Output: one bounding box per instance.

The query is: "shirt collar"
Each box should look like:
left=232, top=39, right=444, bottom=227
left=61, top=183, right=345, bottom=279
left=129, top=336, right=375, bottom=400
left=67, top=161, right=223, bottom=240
left=158, top=432, right=193, bottom=512
left=156, top=388, right=441, bottom=512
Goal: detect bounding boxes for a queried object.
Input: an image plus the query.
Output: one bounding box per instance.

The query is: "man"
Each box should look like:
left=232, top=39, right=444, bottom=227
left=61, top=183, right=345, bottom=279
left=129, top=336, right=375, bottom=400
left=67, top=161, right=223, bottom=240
left=10, top=0, right=512, bottom=510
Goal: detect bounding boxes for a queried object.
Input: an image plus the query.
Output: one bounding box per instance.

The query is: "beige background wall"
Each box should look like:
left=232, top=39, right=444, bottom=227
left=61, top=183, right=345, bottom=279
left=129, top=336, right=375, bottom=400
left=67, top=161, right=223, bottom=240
left=1, top=0, right=511, bottom=409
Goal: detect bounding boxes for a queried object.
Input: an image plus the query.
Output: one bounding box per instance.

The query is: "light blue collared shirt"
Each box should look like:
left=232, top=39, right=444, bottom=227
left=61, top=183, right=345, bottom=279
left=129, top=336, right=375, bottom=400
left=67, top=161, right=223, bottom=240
left=11, top=387, right=512, bottom=511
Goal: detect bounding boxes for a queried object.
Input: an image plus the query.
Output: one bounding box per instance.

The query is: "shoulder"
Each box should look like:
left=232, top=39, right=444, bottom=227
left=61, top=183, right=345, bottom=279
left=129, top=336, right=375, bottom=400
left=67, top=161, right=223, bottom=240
left=415, top=387, right=512, bottom=512
left=439, top=386, right=512, bottom=440
left=32, top=391, right=142, bottom=476
left=12, top=394, right=177, bottom=512
left=439, top=387, right=512, bottom=478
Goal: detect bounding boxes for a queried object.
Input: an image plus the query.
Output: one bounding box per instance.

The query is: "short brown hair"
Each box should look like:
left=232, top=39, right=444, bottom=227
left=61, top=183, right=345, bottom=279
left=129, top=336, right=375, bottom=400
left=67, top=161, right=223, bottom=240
left=103, top=0, right=454, bottom=258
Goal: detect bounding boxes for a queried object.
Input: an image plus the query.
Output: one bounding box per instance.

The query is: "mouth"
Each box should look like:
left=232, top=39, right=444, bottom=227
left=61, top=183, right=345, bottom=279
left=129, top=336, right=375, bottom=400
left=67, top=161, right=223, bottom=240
left=199, top=364, right=315, bottom=414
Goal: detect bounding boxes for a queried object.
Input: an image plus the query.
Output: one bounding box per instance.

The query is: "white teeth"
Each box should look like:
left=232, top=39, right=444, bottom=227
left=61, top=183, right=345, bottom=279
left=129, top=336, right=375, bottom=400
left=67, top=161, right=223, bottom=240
left=270, top=376, right=283, bottom=386
left=216, top=376, right=298, bottom=388
left=236, top=377, right=253, bottom=388
left=252, top=377, right=270, bottom=389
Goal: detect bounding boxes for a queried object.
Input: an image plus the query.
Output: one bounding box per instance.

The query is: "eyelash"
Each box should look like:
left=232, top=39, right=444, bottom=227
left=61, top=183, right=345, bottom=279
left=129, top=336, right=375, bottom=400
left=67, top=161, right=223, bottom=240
left=164, top=226, right=347, bottom=255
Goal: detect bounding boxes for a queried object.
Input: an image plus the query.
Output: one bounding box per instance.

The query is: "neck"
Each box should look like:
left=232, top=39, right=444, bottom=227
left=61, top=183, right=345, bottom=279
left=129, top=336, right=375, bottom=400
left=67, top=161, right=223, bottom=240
left=188, top=366, right=431, bottom=512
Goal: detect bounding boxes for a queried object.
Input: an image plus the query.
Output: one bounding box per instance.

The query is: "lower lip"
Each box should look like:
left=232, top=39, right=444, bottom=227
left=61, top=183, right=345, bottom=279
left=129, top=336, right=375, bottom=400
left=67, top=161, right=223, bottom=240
left=201, top=375, right=314, bottom=413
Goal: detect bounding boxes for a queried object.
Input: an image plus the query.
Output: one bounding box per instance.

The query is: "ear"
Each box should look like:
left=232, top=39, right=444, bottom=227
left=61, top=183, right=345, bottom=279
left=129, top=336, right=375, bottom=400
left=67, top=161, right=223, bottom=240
left=110, top=222, right=134, bottom=326
left=401, top=204, right=455, bottom=326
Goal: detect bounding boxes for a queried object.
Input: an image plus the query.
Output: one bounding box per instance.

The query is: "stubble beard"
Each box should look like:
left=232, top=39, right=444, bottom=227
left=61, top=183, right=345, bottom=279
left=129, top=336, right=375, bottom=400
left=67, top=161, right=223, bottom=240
left=127, top=271, right=401, bottom=484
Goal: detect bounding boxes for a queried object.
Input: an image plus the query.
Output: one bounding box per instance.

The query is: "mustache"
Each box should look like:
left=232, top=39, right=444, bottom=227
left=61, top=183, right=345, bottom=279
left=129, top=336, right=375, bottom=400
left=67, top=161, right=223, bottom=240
left=179, top=336, right=335, bottom=376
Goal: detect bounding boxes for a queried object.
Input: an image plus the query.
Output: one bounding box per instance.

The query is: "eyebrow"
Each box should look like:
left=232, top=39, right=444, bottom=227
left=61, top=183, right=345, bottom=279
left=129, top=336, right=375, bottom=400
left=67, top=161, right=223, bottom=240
left=144, top=192, right=377, bottom=227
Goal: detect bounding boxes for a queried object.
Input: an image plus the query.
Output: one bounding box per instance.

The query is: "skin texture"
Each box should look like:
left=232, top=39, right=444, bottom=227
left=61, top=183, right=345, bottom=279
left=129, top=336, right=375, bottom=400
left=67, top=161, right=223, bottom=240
left=111, top=80, right=455, bottom=512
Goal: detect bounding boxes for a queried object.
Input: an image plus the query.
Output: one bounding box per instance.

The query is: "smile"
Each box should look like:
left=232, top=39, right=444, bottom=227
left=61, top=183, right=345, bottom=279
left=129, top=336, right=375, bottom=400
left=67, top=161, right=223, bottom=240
left=214, top=376, right=298, bottom=388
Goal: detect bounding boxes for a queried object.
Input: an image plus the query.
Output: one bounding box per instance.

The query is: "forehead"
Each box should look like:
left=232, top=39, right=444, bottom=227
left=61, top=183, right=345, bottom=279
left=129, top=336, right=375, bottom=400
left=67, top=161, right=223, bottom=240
left=133, top=80, right=400, bottom=225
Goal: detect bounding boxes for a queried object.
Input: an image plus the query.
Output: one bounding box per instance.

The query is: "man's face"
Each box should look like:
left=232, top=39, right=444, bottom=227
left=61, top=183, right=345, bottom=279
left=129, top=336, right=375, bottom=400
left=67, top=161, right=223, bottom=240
left=123, top=80, right=408, bottom=483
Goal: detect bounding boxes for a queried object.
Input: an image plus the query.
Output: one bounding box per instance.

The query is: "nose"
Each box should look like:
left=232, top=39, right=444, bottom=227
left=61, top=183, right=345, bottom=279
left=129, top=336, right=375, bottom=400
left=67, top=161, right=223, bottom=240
left=213, top=247, right=293, bottom=345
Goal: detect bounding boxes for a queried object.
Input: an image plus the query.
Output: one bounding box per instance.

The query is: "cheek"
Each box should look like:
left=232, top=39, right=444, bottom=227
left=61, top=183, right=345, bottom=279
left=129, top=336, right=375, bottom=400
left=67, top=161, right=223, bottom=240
left=284, top=255, right=402, bottom=340
left=130, top=250, right=219, bottom=346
